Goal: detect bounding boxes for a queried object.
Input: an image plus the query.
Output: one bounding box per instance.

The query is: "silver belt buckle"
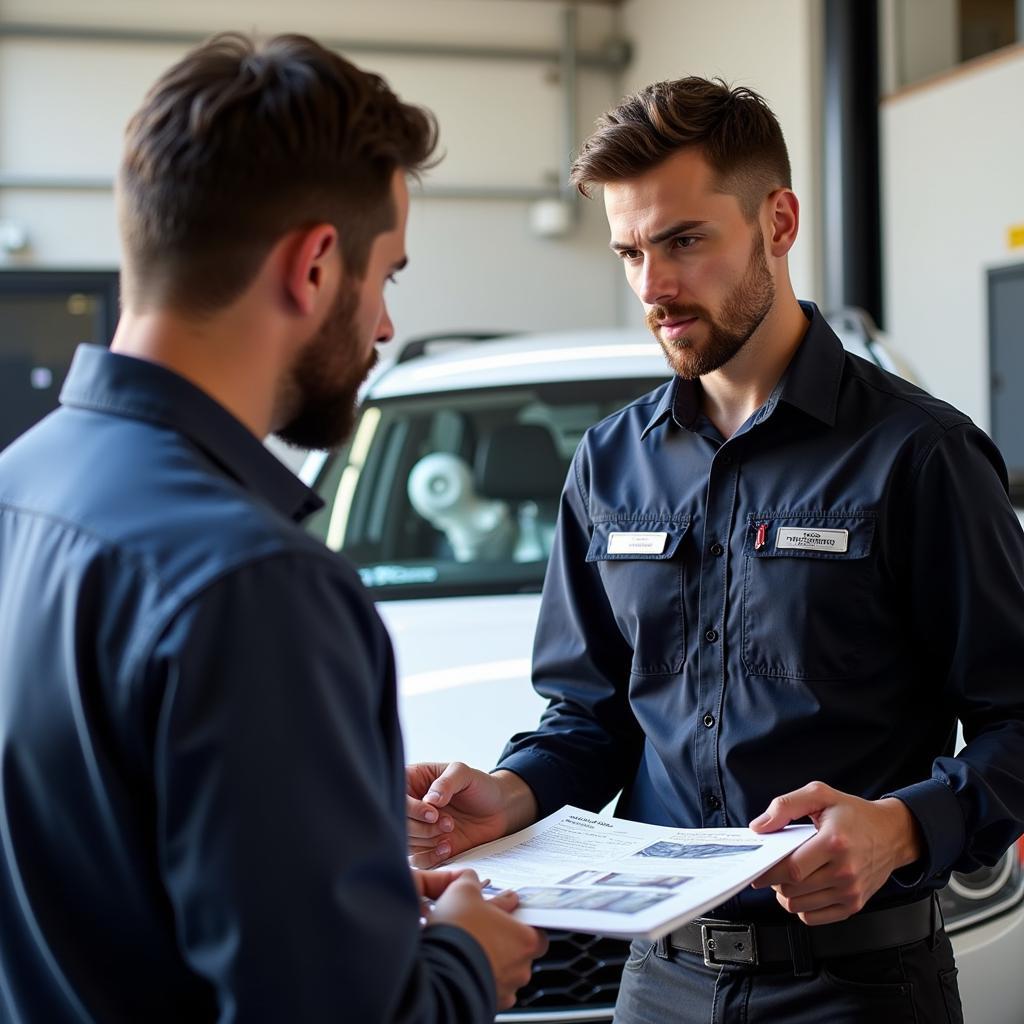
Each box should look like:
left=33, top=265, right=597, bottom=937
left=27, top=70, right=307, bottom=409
left=700, top=921, right=758, bottom=967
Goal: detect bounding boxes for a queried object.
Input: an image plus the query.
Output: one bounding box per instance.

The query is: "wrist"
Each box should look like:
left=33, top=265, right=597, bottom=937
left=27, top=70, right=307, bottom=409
left=491, top=769, right=539, bottom=835
left=878, top=796, right=924, bottom=869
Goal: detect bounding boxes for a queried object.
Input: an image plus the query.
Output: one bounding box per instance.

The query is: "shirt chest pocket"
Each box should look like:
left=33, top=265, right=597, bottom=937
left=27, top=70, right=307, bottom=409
left=742, top=511, right=878, bottom=681
left=586, top=518, right=690, bottom=676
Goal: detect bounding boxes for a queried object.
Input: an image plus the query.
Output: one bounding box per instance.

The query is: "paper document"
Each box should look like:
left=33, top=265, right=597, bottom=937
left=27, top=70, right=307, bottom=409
left=442, top=806, right=815, bottom=940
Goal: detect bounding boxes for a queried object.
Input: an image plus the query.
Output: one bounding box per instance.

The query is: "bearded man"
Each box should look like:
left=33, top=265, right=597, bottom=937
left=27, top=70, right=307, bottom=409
left=406, top=77, right=1024, bottom=1023
left=0, top=32, right=546, bottom=1024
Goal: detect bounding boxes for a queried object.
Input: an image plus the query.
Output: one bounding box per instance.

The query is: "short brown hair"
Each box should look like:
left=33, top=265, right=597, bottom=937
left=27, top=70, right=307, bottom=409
left=118, top=33, right=438, bottom=313
left=570, top=77, right=790, bottom=219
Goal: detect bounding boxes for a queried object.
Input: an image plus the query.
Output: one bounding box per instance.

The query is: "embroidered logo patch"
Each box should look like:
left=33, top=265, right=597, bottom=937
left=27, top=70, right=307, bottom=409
left=607, top=531, right=669, bottom=555
left=775, top=527, right=849, bottom=553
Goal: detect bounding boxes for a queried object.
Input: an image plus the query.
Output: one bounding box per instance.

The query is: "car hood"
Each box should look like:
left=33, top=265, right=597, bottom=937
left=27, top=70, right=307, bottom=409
left=376, top=594, right=546, bottom=768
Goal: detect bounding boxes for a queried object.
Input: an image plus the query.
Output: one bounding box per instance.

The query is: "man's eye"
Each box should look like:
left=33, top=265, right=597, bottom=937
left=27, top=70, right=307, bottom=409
left=617, top=250, right=640, bottom=261
left=386, top=273, right=398, bottom=285
left=673, top=236, right=699, bottom=249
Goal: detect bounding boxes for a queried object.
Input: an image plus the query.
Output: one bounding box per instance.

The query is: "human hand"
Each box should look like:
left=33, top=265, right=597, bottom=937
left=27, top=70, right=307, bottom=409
left=406, top=762, right=537, bottom=868
left=412, top=866, right=479, bottom=922
left=748, top=781, right=923, bottom=925
left=429, top=869, right=549, bottom=1010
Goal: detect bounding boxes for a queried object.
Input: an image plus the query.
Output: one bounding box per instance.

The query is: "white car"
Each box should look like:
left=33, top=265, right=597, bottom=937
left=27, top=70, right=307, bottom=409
left=302, top=317, right=1024, bottom=1023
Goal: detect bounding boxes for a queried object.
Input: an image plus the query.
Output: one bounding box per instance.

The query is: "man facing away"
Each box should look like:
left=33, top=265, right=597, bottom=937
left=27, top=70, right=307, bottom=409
left=407, top=77, right=1024, bottom=1022
left=0, top=33, right=545, bottom=1023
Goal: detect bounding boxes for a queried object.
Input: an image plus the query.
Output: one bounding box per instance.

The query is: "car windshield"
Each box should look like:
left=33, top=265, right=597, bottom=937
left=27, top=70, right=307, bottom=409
left=305, top=378, right=668, bottom=599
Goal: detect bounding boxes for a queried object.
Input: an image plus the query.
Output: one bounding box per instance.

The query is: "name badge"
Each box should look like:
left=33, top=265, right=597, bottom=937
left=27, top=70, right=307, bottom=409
left=775, top=527, right=849, bottom=553
left=607, top=531, right=668, bottom=555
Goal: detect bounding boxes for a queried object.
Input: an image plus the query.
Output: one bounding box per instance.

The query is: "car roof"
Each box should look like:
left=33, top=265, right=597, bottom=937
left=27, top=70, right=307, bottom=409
left=365, top=310, right=896, bottom=400
left=369, top=327, right=671, bottom=398
left=297, top=311, right=907, bottom=485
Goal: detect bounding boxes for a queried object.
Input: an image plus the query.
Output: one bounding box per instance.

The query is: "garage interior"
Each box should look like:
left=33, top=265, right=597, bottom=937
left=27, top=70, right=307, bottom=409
left=1, top=1, right=1023, bottom=1021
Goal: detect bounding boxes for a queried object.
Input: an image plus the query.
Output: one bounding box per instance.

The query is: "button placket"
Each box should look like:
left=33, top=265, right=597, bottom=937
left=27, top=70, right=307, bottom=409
left=694, top=448, right=739, bottom=825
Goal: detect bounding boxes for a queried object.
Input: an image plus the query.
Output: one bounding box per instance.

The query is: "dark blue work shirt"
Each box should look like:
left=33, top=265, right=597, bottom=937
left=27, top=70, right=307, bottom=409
left=499, top=303, right=1024, bottom=916
left=0, top=346, right=494, bottom=1023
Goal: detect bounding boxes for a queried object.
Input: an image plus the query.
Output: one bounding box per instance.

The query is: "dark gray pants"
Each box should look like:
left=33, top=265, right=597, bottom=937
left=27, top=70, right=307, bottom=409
left=614, top=930, right=963, bottom=1023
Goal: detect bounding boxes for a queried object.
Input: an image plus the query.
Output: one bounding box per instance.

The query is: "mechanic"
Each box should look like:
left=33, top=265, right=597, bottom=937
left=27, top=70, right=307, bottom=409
left=0, top=33, right=545, bottom=1023
left=406, top=77, right=1024, bottom=1021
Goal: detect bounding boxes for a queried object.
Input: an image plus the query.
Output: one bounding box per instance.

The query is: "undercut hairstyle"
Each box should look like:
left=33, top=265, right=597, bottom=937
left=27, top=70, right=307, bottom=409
left=570, top=77, right=791, bottom=220
left=118, top=33, right=438, bottom=313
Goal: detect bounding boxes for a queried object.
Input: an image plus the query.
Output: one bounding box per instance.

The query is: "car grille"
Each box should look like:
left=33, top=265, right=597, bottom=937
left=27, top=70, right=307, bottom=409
left=512, top=931, right=630, bottom=1012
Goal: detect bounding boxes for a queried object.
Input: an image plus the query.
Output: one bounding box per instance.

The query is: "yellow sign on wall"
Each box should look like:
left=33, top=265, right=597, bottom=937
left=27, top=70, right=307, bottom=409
left=1009, top=224, right=1024, bottom=250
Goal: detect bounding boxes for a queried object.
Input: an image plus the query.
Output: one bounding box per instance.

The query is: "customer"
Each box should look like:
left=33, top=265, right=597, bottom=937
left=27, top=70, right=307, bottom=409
left=0, top=32, right=544, bottom=1023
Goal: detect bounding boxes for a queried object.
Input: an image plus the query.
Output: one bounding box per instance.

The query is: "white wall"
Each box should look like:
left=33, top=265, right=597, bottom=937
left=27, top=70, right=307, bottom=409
left=616, top=0, right=824, bottom=319
left=0, top=0, right=625, bottom=341
left=0, top=0, right=827, bottom=341
left=881, top=46, right=1024, bottom=426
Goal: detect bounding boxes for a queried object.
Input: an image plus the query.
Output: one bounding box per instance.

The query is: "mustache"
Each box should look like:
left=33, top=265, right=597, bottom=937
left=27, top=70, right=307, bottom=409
left=645, top=303, right=710, bottom=331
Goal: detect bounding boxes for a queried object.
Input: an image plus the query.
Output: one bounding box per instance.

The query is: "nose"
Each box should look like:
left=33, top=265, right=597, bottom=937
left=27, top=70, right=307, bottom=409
left=635, top=255, right=679, bottom=307
left=375, top=302, right=395, bottom=345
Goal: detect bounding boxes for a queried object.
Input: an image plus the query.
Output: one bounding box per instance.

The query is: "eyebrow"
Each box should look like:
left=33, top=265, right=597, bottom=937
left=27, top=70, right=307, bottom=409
left=609, top=220, right=708, bottom=252
left=392, top=257, right=409, bottom=273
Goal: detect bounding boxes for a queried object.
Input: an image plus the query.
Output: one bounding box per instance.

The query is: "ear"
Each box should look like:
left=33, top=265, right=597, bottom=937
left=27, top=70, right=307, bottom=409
left=283, top=223, right=339, bottom=317
left=765, top=189, right=799, bottom=258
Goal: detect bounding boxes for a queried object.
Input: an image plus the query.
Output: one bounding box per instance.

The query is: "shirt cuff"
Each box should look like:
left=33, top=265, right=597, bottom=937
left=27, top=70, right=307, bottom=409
left=884, top=778, right=966, bottom=887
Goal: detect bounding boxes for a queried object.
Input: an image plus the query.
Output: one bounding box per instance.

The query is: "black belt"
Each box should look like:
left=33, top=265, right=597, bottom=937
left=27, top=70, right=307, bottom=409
left=669, top=896, right=937, bottom=974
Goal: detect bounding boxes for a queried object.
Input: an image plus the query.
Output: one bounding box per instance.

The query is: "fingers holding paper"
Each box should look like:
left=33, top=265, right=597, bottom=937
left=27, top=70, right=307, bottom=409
left=748, top=780, right=924, bottom=925
left=421, top=868, right=549, bottom=1010
left=406, top=761, right=539, bottom=868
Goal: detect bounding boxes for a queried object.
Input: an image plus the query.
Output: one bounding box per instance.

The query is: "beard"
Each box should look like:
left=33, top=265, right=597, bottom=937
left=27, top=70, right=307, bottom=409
left=274, top=280, right=378, bottom=451
left=645, top=227, right=775, bottom=380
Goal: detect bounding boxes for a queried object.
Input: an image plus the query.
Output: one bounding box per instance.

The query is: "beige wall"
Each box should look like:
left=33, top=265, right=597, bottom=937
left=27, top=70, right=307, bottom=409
left=880, top=0, right=960, bottom=92
left=0, top=0, right=624, bottom=340
left=0, top=0, right=828, bottom=339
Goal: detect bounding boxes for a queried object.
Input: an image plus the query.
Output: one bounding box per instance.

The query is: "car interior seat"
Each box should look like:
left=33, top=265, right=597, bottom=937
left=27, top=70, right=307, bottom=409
left=474, top=423, right=566, bottom=562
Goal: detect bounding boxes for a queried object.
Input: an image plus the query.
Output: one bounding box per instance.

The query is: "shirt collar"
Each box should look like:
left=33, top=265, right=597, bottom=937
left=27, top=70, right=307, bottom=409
left=640, top=301, right=844, bottom=439
left=775, top=301, right=844, bottom=426
left=59, top=345, right=323, bottom=522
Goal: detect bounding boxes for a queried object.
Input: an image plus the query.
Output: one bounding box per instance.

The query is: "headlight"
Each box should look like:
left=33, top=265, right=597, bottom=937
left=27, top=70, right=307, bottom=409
left=938, top=838, right=1024, bottom=933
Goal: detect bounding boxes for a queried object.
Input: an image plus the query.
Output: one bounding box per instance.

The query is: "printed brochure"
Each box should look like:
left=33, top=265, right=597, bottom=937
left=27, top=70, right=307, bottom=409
left=441, top=805, right=815, bottom=939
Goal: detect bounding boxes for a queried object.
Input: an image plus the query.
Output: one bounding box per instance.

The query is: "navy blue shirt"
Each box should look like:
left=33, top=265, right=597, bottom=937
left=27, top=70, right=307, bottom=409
left=0, top=346, right=494, bottom=1023
left=499, top=303, right=1024, bottom=915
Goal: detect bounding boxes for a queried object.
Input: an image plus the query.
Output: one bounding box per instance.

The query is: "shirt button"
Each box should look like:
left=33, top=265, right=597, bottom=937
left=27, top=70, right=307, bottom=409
left=710, top=542, right=724, bottom=556
left=705, top=628, right=719, bottom=643
left=707, top=794, right=721, bottom=810
left=703, top=713, right=715, bottom=728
